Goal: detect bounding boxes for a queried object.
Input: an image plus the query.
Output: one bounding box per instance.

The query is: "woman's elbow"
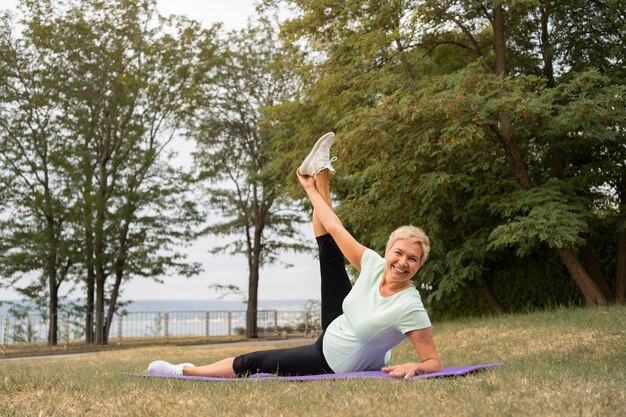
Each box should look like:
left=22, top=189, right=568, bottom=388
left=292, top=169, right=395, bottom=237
left=325, top=220, right=344, bottom=235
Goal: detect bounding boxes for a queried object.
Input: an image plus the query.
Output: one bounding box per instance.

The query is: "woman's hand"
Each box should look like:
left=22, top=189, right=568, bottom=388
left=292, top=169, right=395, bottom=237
left=382, top=363, right=425, bottom=379
left=296, top=169, right=316, bottom=190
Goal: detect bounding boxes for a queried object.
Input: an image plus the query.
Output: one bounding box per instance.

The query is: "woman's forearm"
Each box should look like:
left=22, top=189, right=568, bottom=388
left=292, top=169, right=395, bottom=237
left=416, top=358, right=443, bottom=373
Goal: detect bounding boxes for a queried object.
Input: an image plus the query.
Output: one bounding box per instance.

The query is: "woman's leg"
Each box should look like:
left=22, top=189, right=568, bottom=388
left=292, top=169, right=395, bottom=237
left=312, top=170, right=352, bottom=330
left=317, top=235, right=352, bottom=329
left=312, top=169, right=332, bottom=237
left=183, top=357, right=236, bottom=377
left=230, top=336, right=331, bottom=376
left=184, top=336, right=331, bottom=377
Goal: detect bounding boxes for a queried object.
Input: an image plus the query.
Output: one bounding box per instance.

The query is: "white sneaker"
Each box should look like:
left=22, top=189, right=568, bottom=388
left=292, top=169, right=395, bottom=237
left=147, top=360, right=195, bottom=377
left=298, top=132, right=337, bottom=177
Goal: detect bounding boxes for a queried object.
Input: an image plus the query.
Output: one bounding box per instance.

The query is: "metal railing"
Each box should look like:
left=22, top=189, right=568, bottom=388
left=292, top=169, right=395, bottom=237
left=1, top=309, right=322, bottom=355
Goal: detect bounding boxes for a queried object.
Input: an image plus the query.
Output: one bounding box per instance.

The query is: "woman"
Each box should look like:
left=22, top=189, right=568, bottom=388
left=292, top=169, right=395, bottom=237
left=148, top=132, right=442, bottom=379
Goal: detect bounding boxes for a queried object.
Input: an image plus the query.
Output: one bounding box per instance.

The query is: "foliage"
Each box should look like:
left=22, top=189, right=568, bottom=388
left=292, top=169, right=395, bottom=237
left=488, top=181, right=589, bottom=255
left=0, top=0, right=214, bottom=343
left=2, top=0, right=623, bottom=329
left=263, top=0, right=625, bottom=313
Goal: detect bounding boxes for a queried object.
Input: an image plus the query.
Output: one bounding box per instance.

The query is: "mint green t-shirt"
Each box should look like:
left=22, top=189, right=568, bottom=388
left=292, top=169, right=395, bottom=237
left=322, top=248, right=432, bottom=373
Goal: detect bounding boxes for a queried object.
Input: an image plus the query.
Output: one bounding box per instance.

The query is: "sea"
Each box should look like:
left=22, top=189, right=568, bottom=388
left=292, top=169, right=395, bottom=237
left=0, top=299, right=313, bottom=316
left=0, top=299, right=317, bottom=339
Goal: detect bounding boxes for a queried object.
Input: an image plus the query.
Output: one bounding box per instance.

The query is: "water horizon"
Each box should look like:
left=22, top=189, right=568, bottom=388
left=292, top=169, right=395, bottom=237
left=0, top=298, right=316, bottom=316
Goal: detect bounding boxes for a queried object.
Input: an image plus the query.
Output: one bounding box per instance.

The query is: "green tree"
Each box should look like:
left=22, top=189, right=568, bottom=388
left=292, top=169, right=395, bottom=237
left=192, top=19, right=309, bottom=338
left=409, top=0, right=624, bottom=305
left=0, top=9, right=77, bottom=345
left=265, top=0, right=625, bottom=313
left=1, top=0, right=215, bottom=343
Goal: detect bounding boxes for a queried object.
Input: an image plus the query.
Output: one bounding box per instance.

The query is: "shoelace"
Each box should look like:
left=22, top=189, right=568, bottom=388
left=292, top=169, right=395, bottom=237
left=312, top=155, right=337, bottom=177
left=316, top=155, right=337, bottom=166
left=172, top=365, right=184, bottom=377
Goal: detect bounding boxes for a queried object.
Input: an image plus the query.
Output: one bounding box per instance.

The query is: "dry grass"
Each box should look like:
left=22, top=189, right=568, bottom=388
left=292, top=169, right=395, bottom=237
left=1, top=305, right=624, bottom=417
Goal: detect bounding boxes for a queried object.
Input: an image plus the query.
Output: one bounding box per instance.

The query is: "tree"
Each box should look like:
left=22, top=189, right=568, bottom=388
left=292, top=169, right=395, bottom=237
left=0, top=8, right=77, bottom=345
left=409, top=0, right=624, bottom=305
left=263, top=0, right=519, bottom=315
left=192, top=19, right=310, bottom=338
left=264, top=0, right=625, bottom=313
left=0, top=0, right=215, bottom=343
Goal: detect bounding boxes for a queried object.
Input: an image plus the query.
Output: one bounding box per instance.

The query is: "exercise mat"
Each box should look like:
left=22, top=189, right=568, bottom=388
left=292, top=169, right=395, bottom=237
left=124, top=363, right=503, bottom=381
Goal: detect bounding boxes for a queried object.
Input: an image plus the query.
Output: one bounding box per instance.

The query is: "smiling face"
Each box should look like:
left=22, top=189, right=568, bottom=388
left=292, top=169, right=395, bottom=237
left=384, top=238, right=424, bottom=285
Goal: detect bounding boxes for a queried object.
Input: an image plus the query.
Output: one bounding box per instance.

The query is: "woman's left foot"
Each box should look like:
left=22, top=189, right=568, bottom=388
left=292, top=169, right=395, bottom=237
left=298, top=132, right=337, bottom=177
left=147, top=360, right=195, bottom=377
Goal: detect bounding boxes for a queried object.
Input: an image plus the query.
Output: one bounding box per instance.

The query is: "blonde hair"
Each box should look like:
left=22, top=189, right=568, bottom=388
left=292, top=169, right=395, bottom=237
left=385, top=226, right=431, bottom=267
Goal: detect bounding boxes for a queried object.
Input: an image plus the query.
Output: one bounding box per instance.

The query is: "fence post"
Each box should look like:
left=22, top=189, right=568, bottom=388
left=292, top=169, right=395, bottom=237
left=2, top=315, right=7, bottom=356
left=273, top=311, right=279, bottom=336
left=164, top=313, right=169, bottom=342
left=205, top=312, right=210, bottom=342
left=117, top=314, right=123, bottom=345
left=64, top=314, right=69, bottom=351
left=227, top=312, right=232, bottom=341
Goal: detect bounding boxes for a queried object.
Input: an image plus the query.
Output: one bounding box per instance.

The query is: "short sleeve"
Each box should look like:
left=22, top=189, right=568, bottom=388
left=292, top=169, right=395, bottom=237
left=398, top=301, right=432, bottom=334
left=360, top=248, right=383, bottom=270
left=357, top=249, right=385, bottom=286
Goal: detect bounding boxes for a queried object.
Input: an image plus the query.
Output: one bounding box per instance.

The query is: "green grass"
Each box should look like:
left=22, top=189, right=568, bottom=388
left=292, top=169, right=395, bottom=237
left=1, top=305, right=625, bottom=416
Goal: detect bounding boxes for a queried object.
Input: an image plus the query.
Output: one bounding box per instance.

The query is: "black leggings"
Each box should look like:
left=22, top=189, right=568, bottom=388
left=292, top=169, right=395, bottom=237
left=232, top=234, right=352, bottom=376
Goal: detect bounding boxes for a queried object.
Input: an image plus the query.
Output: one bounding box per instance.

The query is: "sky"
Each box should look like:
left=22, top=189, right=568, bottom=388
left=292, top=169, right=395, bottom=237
left=0, top=0, right=322, bottom=302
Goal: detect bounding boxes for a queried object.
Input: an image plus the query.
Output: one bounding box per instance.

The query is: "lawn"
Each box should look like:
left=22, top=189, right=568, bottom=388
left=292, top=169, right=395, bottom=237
left=1, top=305, right=624, bottom=416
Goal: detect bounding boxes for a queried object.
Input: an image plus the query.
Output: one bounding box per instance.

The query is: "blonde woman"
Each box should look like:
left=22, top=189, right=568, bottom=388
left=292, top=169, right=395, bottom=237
left=148, top=133, right=442, bottom=379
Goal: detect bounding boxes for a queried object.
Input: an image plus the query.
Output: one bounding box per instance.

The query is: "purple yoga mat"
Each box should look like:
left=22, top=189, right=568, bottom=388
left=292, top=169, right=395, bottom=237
left=123, top=363, right=503, bottom=381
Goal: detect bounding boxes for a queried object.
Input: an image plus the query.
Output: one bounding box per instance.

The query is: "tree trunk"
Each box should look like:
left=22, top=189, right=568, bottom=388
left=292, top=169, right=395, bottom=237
left=246, top=209, right=267, bottom=339
left=550, top=144, right=613, bottom=303
left=95, top=270, right=106, bottom=343
left=539, top=3, right=555, bottom=87
left=83, top=144, right=95, bottom=344
left=84, top=208, right=95, bottom=344
left=477, top=276, right=505, bottom=314
left=85, top=258, right=95, bottom=344
left=493, top=5, right=507, bottom=78
left=615, top=184, right=626, bottom=303
left=48, top=273, right=58, bottom=346
left=493, top=6, right=533, bottom=190
left=104, top=268, right=123, bottom=344
left=580, top=242, right=612, bottom=302
left=94, top=158, right=108, bottom=344
left=616, top=228, right=626, bottom=303
left=45, top=213, right=58, bottom=345
left=496, top=113, right=534, bottom=189
left=246, top=240, right=261, bottom=338
left=104, top=221, right=129, bottom=342
left=556, top=248, right=609, bottom=305
left=246, top=270, right=259, bottom=339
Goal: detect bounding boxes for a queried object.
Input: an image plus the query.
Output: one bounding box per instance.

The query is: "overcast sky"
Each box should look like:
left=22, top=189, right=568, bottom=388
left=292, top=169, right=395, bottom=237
left=0, top=0, right=322, bottom=302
